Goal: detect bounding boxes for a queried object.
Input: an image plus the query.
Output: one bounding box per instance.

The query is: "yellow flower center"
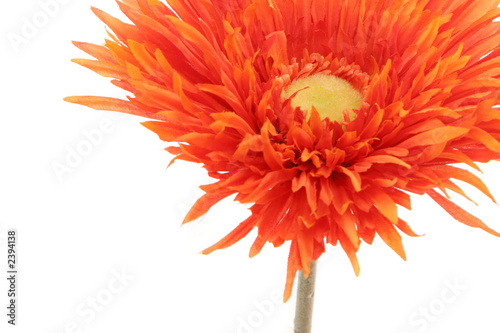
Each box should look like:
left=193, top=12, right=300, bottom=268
left=284, top=74, right=363, bottom=123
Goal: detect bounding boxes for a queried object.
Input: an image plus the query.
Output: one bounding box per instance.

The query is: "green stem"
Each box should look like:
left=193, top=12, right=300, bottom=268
left=294, top=261, right=318, bottom=333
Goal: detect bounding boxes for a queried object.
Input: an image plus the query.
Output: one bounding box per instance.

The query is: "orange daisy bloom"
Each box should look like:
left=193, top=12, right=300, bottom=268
left=66, top=0, right=500, bottom=302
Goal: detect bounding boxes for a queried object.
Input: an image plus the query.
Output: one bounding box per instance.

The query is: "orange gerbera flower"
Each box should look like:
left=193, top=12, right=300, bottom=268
left=66, top=0, right=500, bottom=302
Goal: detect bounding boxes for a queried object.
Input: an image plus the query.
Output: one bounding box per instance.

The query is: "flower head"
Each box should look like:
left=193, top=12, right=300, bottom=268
left=66, top=0, right=500, bottom=301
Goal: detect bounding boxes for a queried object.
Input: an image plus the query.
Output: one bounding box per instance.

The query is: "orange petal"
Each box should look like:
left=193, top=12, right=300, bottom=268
left=182, top=193, right=229, bottom=224
left=366, top=186, right=399, bottom=224
left=202, top=215, right=258, bottom=254
left=91, top=7, right=143, bottom=43
left=141, top=121, right=186, bottom=141
left=468, top=127, right=500, bottom=153
left=338, top=229, right=360, bottom=276
left=63, top=96, right=163, bottom=119
left=428, top=165, right=496, bottom=203
left=336, top=211, right=360, bottom=250
left=395, top=219, right=422, bottom=237
left=297, top=232, right=314, bottom=277
left=357, top=155, right=411, bottom=169
left=427, top=189, right=500, bottom=237
left=71, top=41, right=117, bottom=63
left=71, top=59, right=129, bottom=79
left=336, top=166, right=362, bottom=192
left=283, top=240, right=300, bottom=302
left=397, top=126, right=469, bottom=149
left=375, top=219, right=407, bottom=260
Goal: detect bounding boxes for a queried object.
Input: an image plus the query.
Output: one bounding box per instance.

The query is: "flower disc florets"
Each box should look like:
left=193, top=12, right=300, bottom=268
left=284, top=73, right=363, bottom=122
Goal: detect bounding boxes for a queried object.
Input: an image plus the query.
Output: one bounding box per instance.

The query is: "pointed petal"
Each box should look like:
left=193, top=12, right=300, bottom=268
left=427, top=189, right=500, bottom=236
left=376, top=219, right=407, bottom=260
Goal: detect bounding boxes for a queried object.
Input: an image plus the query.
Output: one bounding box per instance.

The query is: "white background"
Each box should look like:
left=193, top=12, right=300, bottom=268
left=1, top=1, right=500, bottom=333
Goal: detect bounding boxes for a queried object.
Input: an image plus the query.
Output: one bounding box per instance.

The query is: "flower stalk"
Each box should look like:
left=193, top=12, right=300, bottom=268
left=294, top=261, right=318, bottom=333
